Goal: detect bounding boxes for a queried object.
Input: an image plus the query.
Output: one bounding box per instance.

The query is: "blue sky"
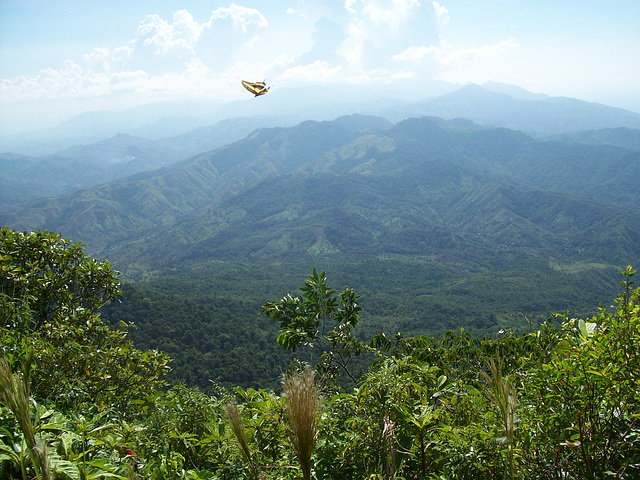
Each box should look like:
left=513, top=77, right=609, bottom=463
left=1, top=0, right=639, bottom=134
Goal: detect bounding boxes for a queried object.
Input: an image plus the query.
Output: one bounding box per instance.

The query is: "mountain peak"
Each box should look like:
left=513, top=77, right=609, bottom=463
left=481, top=82, right=549, bottom=101
left=331, top=114, right=393, bottom=132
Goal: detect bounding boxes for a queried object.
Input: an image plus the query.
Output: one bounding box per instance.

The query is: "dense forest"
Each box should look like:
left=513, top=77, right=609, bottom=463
left=101, top=256, right=619, bottom=390
left=2, top=228, right=639, bottom=479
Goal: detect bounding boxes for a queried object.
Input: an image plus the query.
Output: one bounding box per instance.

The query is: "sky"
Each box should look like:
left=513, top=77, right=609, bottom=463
left=1, top=0, right=639, bottom=135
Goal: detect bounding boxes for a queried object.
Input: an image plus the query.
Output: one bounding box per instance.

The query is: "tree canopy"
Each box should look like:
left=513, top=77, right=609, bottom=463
left=1, top=228, right=638, bottom=479
left=0, top=227, right=169, bottom=411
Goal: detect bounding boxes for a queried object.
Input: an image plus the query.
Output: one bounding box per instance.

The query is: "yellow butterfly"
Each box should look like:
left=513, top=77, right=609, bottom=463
left=241, top=80, right=270, bottom=97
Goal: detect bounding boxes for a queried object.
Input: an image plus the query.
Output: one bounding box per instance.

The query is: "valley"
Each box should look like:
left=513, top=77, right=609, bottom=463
left=2, top=84, right=639, bottom=388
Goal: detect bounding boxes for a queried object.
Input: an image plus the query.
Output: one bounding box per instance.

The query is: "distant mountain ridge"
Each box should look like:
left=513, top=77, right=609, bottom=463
left=550, top=127, right=640, bottom=151
left=1, top=117, right=371, bottom=249
left=3, top=82, right=640, bottom=155
left=0, top=116, right=295, bottom=205
left=1, top=133, right=181, bottom=204
left=382, top=84, right=640, bottom=134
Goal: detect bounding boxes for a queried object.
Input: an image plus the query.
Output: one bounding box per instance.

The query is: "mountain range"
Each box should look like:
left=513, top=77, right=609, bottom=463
left=4, top=82, right=640, bottom=155
left=3, top=109, right=639, bottom=275
left=4, top=83, right=640, bottom=388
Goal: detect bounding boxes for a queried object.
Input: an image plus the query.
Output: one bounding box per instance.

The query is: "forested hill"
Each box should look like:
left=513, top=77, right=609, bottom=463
left=0, top=116, right=284, bottom=205
left=1, top=116, right=377, bottom=253
left=3, top=112, right=640, bottom=391
left=3, top=115, right=639, bottom=272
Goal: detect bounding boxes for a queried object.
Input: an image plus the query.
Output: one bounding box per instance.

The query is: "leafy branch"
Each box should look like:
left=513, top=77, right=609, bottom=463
left=261, top=268, right=364, bottom=385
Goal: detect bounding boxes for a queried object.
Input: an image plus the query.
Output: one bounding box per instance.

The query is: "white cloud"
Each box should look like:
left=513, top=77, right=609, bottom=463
left=0, top=4, right=271, bottom=106
left=389, top=70, right=415, bottom=80
left=392, top=36, right=520, bottom=89
left=331, top=0, right=440, bottom=75
left=82, top=47, right=111, bottom=65
left=0, top=0, right=520, bottom=116
left=1, top=1, right=445, bottom=109
left=361, top=0, right=420, bottom=33
left=113, top=46, right=134, bottom=63
left=393, top=38, right=519, bottom=64
left=437, top=37, right=519, bottom=65
left=433, top=38, right=521, bottom=85
left=383, top=1, right=518, bottom=87
left=344, top=0, right=357, bottom=14
left=207, top=3, right=268, bottom=33
left=432, top=1, right=449, bottom=29
left=134, top=10, right=202, bottom=60
left=392, top=45, right=438, bottom=62
left=2, top=60, right=88, bottom=100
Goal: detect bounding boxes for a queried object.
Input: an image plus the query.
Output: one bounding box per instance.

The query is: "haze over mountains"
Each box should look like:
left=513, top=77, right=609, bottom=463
left=2, top=83, right=639, bottom=278
left=4, top=82, right=640, bottom=156
left=3, top=83, right=640, bottom=202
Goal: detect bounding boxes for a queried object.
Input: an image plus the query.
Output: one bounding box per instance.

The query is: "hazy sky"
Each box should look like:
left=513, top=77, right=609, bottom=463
left=1, top=0, right=639, bottom=134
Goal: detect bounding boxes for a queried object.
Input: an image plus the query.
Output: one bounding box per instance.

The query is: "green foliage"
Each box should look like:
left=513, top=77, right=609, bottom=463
left=261, top=268, right=364, bottom=385
left=0, top=227, right=120, bottom=329
left=0, top=355, right=52, bottom=480
left=2, top=228, right=639, bottom=479
left=312, top=266, right=640, bottom=479
left=0, top=228, right=170, bottom=411
left=518, top=266, right=640, bottom=478
left=99, top=256, right=618, bottom=391
left=100, top=266, right=304, bottom=390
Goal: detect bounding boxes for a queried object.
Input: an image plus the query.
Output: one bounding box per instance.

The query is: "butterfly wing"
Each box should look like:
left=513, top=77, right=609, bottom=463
left=242, top=80, right=269, bottom=96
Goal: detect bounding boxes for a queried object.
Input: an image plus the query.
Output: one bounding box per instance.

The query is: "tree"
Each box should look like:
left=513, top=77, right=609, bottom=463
left=0, top=228, right=169, bottom=412
left=1, top=227, right=120, bottom=330
left=260, top=268, right=364, bottom=385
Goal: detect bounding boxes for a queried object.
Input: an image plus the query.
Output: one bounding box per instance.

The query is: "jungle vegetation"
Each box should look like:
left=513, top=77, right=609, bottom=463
left=1, top=228, right=639, bottom=479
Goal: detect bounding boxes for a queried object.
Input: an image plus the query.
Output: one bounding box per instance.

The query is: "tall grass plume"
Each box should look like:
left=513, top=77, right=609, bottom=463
left=224, top=400, right=261, bottom=479
left=0, top=355, right=52, bottom=480
left=283, top=366, right=321, bottom=480
left=482, top=358, right=517, bottom=480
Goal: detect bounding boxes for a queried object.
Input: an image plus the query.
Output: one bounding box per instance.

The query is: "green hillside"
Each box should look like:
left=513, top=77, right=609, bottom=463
left=125, top=171, right=638, bottom=270
left=3, top=114, right=639, bottom=390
